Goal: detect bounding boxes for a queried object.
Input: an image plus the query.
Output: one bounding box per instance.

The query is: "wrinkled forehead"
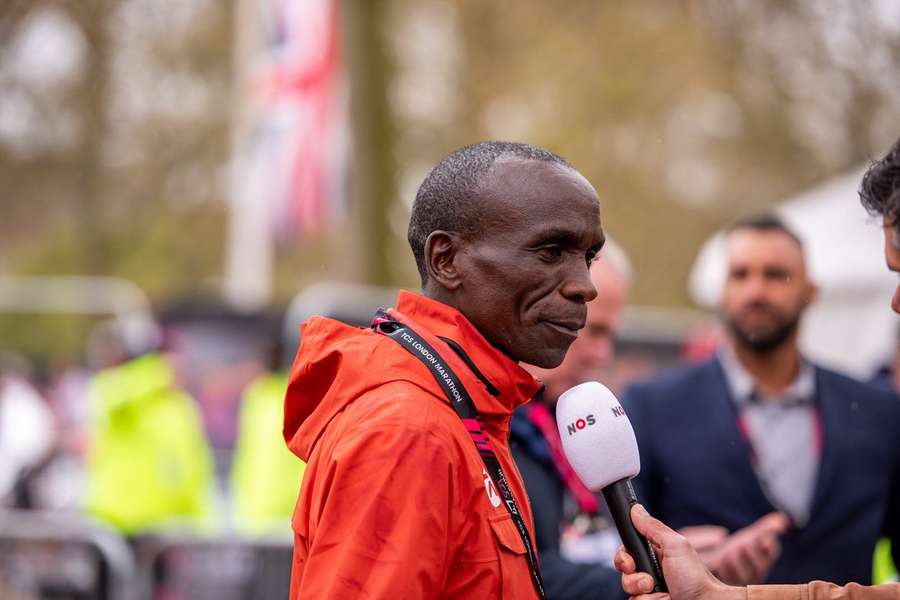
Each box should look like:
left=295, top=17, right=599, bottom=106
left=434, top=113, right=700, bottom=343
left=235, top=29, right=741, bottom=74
left=725, top=228, right=807, bottom=273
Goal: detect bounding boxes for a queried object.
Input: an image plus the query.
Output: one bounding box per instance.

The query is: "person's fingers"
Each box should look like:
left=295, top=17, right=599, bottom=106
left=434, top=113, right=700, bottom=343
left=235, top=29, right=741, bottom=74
left=679, top=525, right=728, bottom=553
left=717, top=526, right=782, bottom=585
left=621, top=572, right=656, bottom=595
left=716, top=531, right=756, bottom=585
left=751, top=512, right=791, bottom=536
left=678, top=525, right=728, bottom=550
left=715, top=562, right=734, bottom=585
left=615, top=545, right=637, bottom=575
left=680, top=524, right=728, bottom=569
left=759, top=532, right=781, bottom=561
left=630, top=504, right=688, bottom=554
left=744, top=532, right=781, bottom=581
left=627, top=594, right=670, bottom=600
left=713, top=512, right=789, bottom=585
left=721, top=514, right=786, bottom=584
left=729, top=555, right=754, bottom=584
left=735, top=536, right=768, bottom=582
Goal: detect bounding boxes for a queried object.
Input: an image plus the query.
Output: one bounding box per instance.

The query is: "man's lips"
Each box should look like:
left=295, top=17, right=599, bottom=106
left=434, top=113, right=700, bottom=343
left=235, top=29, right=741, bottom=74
left=736, top=307, right=779, bottom=323
left=544, top=320, right=584, bottom=337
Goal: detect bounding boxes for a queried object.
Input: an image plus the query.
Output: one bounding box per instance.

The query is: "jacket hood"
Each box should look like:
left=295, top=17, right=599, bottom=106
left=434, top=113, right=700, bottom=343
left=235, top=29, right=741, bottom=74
left=283, top=291, right=542, bottom=461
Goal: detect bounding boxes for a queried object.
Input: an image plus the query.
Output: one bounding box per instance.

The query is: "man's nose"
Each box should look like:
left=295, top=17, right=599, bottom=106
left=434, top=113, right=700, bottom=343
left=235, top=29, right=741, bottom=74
left=561, top=262, right=598, bottom=303
left=740, top=274, right=770, bottom=300
left=892, top=284, right=900, bottom=315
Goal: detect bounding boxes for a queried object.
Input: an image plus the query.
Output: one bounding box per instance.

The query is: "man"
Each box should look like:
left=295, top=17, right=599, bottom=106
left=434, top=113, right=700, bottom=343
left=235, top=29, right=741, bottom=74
left=622, top=215, right=900, bottom=586
left=283, top=141, right=605, bottom=598
left=511, top=243, right=630, bottom=600
left=614, top=136, right=900, bottom=600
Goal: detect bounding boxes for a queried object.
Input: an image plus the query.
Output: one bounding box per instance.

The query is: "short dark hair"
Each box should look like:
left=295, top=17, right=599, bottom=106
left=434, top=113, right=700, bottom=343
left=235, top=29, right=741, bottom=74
left=727, top=212, right=804, bottom=250
left=859, top=137, right=900, bottom=239
left=408, top=141, right=571, bottom=284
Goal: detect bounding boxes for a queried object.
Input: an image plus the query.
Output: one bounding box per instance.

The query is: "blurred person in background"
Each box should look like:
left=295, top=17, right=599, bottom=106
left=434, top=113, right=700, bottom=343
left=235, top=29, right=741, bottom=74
left=613, top=140, right=900, bottom=600
left=85, top=318, right=216, bottom=535
left=511, top=240, right=631, bottom=600
left=283, top=141, right=604, bottom=598
left=622, top=214, right=900, bottom=586
left=230, top=340, right=305, bottom=535
left=0, top=352, right=56, bottom=508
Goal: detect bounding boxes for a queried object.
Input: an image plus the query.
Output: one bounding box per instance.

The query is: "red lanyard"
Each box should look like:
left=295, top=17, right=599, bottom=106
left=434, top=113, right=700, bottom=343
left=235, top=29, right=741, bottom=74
left=373, top=310, right=547, bottom=600
left=527, top=402, right=600, bottom=516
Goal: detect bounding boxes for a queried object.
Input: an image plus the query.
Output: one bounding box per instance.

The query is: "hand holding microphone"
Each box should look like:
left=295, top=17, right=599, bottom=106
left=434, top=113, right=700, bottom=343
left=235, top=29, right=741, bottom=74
left=615, top=504, right=745, bottom=600
left=556, top=381, right=667, bottom=593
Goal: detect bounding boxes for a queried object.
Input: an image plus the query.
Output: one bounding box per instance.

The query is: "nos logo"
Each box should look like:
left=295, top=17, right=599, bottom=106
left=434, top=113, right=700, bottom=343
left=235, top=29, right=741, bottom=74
left=566, top=414, right=596, bottom=435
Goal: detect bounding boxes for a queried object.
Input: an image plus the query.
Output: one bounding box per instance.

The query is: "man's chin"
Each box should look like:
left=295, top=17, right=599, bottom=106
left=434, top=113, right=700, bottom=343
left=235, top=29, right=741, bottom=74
left=732, top=325, right=794, bottom=353
left=521, top=348, right=568, bottom=370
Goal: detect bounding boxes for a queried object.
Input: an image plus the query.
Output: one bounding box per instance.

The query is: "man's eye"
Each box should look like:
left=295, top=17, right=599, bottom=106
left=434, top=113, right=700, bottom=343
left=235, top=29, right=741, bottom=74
left=538, top=246, right=564, bottom=262
left=585, top=250, right=598, bottom=266
left=765, top=269, right=790, bottom=282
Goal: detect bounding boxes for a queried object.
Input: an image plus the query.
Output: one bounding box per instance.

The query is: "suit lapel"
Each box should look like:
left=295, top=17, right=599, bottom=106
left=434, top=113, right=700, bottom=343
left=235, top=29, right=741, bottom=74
left=706, top=359, right=777, bottom=514
left=806, top=368, right=839, bottom=525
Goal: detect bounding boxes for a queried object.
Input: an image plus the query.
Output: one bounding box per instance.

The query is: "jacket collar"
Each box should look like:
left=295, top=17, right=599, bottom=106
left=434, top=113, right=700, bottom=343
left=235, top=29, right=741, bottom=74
left=716, top=346, right=815, bottom=408
left=392, top=290, right=542, bottom=419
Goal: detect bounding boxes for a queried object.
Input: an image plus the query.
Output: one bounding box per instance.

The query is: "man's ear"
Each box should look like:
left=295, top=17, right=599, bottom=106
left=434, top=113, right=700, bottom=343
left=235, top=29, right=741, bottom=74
left=424, top=231, right=463, bottom=292
left=805, top=280, right=819, bottom=306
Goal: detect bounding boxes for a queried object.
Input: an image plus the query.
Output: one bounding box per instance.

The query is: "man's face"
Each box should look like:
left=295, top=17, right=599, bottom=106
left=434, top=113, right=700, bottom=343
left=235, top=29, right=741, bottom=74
left=525, top=257, right=626, bottom=401
left=453, top=158, right=604, bottom=368
left=882, top=221, right=900, bottom=314
left=721, top=229, right=814, bottom=353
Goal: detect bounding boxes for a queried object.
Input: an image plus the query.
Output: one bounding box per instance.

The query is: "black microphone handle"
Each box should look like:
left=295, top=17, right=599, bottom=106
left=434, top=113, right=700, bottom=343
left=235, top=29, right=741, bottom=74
left=601, top=478, right=667, bottom=593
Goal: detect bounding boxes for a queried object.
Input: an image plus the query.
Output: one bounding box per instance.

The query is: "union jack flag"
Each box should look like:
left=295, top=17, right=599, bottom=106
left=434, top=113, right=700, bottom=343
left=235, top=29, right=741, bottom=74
left=238, top=0, right=348, bottom=240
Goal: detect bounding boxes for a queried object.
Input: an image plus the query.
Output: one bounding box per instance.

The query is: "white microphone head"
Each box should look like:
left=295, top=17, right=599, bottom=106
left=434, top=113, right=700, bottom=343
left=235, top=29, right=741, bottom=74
left=556, top=381, right=640, bottom=490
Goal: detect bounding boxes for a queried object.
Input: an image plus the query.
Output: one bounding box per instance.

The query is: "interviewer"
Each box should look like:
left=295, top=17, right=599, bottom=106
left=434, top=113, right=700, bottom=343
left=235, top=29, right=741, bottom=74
left=615, top=505, right=899, bottom=600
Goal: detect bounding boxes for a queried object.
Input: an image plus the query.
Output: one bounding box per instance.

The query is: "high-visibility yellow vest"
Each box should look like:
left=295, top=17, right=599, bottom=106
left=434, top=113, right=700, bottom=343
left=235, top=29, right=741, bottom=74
left=230, top=373, right=305, bottom=534
left=874, top=538, right=898, bottom=583
left=86, top=353, right=214, bottom=534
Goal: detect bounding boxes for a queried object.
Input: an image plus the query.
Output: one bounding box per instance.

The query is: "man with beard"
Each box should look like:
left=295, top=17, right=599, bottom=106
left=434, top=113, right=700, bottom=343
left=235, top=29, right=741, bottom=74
left=621, top=214, right=900, bottom=587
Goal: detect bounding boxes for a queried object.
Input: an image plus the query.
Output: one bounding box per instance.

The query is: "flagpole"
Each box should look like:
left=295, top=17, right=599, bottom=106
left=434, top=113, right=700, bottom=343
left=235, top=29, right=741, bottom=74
left=225, top=0, right=272, bottom=311
left=346, top=0, right=396, bottom=287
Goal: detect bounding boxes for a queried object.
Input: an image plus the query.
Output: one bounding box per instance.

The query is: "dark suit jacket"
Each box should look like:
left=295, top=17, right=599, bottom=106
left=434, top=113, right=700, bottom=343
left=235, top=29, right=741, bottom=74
left=621, top=357, right=900, bottom=585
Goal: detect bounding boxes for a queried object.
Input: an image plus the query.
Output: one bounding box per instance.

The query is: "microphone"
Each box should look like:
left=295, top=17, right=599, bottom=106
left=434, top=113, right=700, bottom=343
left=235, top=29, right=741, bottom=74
left=556, top=381, right=667, bottom=593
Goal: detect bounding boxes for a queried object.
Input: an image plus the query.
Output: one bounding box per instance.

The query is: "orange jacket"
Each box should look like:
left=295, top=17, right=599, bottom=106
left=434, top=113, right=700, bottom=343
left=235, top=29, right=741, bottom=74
left=284, top=291, right=544, bottom=599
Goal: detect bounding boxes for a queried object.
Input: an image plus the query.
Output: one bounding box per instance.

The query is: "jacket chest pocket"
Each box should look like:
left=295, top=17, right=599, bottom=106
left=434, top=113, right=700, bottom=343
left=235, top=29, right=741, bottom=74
left=489, top=512, right=534, bottom=599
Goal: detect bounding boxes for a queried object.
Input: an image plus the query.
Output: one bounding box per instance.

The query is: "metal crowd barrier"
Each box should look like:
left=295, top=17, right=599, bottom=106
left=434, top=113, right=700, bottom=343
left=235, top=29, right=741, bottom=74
left=0, top=509, right=138, bottom=600
left=134, top=532, right=293, bottom=600
left=0, top=511, right=295, bottom=600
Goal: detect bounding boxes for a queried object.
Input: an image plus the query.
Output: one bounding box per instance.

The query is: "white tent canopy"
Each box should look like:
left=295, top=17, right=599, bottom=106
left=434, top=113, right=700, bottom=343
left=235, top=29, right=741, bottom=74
left=688, top=169, right=898, bottom=378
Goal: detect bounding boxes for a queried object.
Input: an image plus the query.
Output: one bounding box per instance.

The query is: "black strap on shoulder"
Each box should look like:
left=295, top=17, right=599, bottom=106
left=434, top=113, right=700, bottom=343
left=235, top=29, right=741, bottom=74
left=372, top=310, right=546, bottom=599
